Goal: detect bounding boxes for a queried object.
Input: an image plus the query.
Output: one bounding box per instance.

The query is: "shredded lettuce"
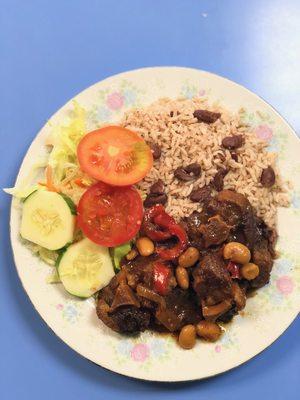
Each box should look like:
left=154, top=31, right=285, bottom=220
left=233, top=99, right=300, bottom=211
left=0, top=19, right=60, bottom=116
left=46, top=269, right=61, bottom=284
left=4, top=185, right=40, bottom=199
left=39, top=247, right=59, bottom=266
left=4, top=158, right=48, bottom=199
left=48, top=101, right=87, bottom=184
left=5, top=102, right=89, bottom=206
left=20, top=237, right=58, bottom=266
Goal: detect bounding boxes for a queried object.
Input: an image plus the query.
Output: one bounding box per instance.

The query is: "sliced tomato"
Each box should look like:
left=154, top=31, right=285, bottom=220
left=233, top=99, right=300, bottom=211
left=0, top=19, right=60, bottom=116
left=77, top=182, right=143, bottom=247
left=77, top=126, right=153, bottom=186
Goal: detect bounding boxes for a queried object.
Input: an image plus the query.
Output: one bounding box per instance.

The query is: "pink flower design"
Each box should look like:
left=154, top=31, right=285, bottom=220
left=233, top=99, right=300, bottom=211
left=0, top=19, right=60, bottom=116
left=276, top=276, right=294, bottom=295
left=56, top=304, right=63, bottom=310
left=215, top=345, right=222, bottom=353
left=198, top=89, right=206, bottom=96
left=255, top=125, right=273, bottom=141
left=130, top=343, right=150, bottom=362
left=106, top=92, right=124, bottom=110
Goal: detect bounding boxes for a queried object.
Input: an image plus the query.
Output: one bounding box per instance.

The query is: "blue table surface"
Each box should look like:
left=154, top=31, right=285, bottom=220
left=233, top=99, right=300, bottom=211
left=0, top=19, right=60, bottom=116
left=0, top=0, right=299, bottom=399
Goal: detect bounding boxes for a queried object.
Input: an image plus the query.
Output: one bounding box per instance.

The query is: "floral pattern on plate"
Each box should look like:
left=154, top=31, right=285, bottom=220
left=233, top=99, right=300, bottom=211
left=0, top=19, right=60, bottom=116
left=55, top=300, right=83, bottom=324
left=87, top=79, right=145, bottom=128
left=109, top=332, right=173, bottom=370
left=239, top=109, right=289, bottom=158
left=180, top=79, right=210, bottom=99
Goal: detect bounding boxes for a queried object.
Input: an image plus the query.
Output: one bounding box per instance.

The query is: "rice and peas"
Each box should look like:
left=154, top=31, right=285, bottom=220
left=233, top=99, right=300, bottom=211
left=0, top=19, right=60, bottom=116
left=121, top=97, right=290, bottom=228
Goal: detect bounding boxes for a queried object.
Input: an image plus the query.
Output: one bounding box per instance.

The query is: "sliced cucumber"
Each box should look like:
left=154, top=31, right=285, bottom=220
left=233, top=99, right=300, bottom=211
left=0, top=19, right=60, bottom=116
left=59, top=193, right=77, bottom=215
left=22, top=189, right=38, bottom=203
left=58, top=238, right=115, bottom=298
left=20, top=190, right=76, bottom=251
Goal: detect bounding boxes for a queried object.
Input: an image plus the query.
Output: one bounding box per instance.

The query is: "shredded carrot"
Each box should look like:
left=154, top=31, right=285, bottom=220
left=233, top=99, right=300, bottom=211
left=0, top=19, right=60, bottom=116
left=45, top=166, right=58, bottom=192
left=74, top=178, right=88, bottom=188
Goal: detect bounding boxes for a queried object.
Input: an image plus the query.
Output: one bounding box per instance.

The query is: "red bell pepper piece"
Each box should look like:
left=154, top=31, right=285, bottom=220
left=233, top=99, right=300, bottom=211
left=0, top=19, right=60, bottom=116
left=153, top=211, right=176, bottom=229
left=156, top=223, right=188, bottom=260
left=142, top=205, right=188, bottom=260
left=142, top=205, right=172, bottom=241
left=153, top=262, right=171, bottom=295
left=227, top=261, right=241, bottom=279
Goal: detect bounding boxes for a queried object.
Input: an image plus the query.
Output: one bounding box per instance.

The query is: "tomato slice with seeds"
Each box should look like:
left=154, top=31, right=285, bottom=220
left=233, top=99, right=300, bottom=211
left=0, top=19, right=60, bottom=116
left=77, top=182, right=143, bottom=247
left=77, top=126, right=153, bottom=186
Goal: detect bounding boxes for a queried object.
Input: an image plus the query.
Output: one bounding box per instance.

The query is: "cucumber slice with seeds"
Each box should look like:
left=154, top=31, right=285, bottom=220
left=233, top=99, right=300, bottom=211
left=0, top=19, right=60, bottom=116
left=20, top=190, right=76, bottom=250
left=58, top=238, right=115, bottom=298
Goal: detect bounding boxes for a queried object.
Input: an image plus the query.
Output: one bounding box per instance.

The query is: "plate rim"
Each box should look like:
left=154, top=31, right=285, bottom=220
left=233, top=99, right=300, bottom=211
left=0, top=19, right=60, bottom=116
left=9, top=66, right=300, bottom=382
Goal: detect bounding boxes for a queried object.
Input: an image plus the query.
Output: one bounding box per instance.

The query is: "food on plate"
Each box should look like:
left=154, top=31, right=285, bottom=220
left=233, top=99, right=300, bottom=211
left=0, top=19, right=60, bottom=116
left=7, top=96, right=291, bottom=350
left=58, top=237, right=114, bottom=297
left=77, top=181, right=143, bottom=247
left=20, top=189, right=76, bottom=250
left=77, top=126, right=153, bottom=186
left=112, top=242, right=132, bottom=270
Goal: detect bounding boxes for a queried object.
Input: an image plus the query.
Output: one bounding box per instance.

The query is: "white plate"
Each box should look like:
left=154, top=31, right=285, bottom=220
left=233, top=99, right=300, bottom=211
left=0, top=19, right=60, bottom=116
left=10, top=67, right=300, bottom=381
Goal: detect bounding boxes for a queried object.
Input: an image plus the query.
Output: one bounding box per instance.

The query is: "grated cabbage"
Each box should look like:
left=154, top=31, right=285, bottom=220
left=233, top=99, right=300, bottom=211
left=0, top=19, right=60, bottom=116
left=48, top=101, right=87, bottom=184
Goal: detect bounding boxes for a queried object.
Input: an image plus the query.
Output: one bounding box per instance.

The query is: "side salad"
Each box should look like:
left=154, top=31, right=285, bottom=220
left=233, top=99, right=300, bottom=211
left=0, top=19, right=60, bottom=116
left=6, top=104, right=154, bottom=298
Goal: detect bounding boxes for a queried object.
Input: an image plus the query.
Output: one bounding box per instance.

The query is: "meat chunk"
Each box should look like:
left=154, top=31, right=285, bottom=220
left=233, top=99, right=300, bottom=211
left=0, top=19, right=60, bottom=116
left=123, top=255, right=155, bottom=289
left=204, top=194, right=244, bottom=227
left=215, top=191, right=275, bottom=254
left=227, top=228, right=247, bottom=245
left=217, top=190, right=251, bottom=213
left=110, top=306, right=151, bottom=334
left=96, top=271, right=128, bottom=326
left=217, top=202, right=242, bottom=227
left=231, top=282, right=246, bottom=310
left=96, top=260, right=156, bottom=333
left=181, top=211, right=205, bottom=248
left=96, top=271, right=143, bottom=333
left=110, top=283, right=140, bottom=312
left=97, top=274, right=120, bottom=305
left=199, top=215, right=231, bottom=247
left=242, top=213, right=264, bottom=249
left=193, top=253, right=233, bottom=304
left=155, top=288, right=200, bottom=332
left=251, top=240, right=273, bottom=288
left=96, top=298, right=120, bottom=332
left=212, top=190, right=254, bottom=229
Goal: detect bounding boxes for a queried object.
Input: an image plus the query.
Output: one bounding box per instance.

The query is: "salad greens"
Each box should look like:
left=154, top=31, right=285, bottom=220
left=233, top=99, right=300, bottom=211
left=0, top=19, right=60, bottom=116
left=48, top=101, right=87, bottom=184
left=112, top=242, right=132, bottom=271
